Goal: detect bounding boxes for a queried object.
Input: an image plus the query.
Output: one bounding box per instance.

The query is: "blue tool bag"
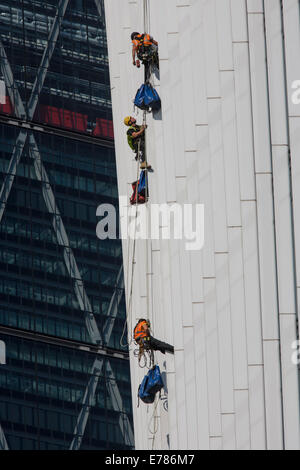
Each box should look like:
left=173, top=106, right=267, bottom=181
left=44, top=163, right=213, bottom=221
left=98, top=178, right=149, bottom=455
left=130, top=170, right=147, bottom=205
left=134, top=83, right=161, bottom=112
left=138, top=170, right=146, bottom=192
left=138, top=365, right=164, bottom=405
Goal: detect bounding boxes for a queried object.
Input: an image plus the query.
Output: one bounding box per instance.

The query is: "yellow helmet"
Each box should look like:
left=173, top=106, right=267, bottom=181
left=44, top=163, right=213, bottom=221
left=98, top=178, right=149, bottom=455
left=124, top=116, right=131, bottom=126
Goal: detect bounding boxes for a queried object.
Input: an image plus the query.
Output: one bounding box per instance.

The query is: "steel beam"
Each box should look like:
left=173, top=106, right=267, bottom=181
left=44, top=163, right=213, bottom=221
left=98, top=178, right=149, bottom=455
left=29, top=133, right=102, bottom=345
left=27, top=0, right=70, bottom=119
left=106, top=360, right=134, bottom=447
left=69, top=266, right=133, bottom=450
left=0, top=129, right=28, bottom=221
left=0, top=423, right=9, bottom=450
left=0, top=41, right=26, bottom=119
left=0, top=0, right=70, bottom=224
left=69, top=356, right=104, bottom=450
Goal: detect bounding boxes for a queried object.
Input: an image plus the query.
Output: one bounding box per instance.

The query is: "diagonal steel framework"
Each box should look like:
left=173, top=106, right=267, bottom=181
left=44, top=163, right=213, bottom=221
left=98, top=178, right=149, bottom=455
left=94, top=0, right=105, bottom=24
left=106, top=360, right=134, bottom=447
left=0, top=0, right=133, bottom=449
left=29, top=134, right=102, bottom=343
left=69, top=267, right=134, bottom=450
left=0, top=0, right=70, bottom=223
left=0, top=3, right=101, bottom=343
left=0, top=1, right=70, bottom=450
left=0, top=422, right=9, bottom=450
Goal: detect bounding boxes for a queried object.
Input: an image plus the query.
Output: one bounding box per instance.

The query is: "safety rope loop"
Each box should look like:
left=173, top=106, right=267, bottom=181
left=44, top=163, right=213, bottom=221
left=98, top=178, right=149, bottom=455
left=148, top=393, right=160, bottom=440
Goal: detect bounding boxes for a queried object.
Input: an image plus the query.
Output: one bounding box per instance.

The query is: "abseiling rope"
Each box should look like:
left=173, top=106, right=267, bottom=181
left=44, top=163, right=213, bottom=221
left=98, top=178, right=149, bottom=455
left=142, top=0, right=160, bottom=447
left=143, top=0, right=149, bottom=38
left=121, top=0, right=159, bottom=443
left=120, top=142, right=141, bottom=348
left=121, top=0, right=151, bottom=347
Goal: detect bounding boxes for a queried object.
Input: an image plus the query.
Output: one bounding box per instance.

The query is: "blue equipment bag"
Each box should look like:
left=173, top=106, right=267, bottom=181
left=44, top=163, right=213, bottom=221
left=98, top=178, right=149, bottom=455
left=134, top=83, right=161, bottom=111
left=138, top=365, right=164, bottom=405
left=134, top=84, right=148, bottom=111
left=138, top=374, right=155, bottom=404
left=138, top=170, right=146, bottom=192
left=130, top=171, right=147, bottom=205
left=143, top=84, right=161, bottom=111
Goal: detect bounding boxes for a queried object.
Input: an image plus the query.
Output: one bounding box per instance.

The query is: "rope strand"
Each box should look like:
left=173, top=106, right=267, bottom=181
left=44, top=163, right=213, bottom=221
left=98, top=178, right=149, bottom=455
left=120, top=140, right=142, bottom=348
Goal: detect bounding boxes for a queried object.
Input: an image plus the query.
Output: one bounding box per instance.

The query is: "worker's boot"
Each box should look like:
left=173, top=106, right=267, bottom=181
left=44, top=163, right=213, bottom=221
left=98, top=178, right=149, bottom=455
left=140, top=161, right=152, bottom=170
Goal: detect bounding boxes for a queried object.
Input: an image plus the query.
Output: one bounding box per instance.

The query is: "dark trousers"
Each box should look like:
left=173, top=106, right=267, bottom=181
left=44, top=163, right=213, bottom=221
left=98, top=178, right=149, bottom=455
left=133, top=138, right=145, bottom=162
left=141, top=336, right=174, bottom=354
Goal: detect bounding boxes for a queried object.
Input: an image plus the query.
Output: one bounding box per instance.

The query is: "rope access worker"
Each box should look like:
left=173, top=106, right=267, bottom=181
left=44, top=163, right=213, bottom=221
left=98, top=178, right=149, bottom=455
left=131, top=32, right=158, bottom=68
left=134, top=319, right=174, bottom=355
left=124, top=116, right=150, bottom=169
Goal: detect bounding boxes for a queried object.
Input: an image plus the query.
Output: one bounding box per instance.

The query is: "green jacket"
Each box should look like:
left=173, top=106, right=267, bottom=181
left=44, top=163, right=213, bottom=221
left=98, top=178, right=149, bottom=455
left=127, top=125, right=141, bottom=150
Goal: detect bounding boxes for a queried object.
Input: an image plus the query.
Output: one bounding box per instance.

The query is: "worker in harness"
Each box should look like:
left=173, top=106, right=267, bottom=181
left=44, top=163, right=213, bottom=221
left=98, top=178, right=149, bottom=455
left=134, top=319, right=174, bottom=355
left=131, top=32, right=158, bottom=69
left=124, top=116, right=150, bottom=169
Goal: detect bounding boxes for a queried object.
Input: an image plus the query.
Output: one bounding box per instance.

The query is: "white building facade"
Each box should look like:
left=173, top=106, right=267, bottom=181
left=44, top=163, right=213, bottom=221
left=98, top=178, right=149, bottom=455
left=104, top=0, right=300, bottom=450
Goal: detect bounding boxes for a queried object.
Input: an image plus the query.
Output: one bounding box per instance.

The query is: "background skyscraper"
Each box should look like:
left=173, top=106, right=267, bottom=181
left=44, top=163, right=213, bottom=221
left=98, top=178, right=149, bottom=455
left=0, top=0, right=133, bottom=450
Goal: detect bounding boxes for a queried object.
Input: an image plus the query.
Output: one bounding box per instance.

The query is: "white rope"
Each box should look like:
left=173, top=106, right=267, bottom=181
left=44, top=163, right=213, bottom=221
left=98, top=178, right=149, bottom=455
left=148, top=393, right=160, bottom=441
left=142, top=0, right=161, bottom=447
left=120, top=140, right=142, bottom=348
left=143, top=0, right=148, bottom=34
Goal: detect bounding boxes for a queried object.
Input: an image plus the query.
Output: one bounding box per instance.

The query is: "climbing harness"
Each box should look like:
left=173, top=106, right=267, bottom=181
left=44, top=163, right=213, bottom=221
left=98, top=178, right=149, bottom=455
left=134, top=342, right=154, bottom=369
left=133, top=320, right=154, bottom=368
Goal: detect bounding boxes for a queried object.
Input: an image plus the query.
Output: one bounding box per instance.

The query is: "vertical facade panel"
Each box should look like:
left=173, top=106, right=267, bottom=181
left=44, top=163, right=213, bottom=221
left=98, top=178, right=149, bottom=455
left=248, top=365, right=266, bottom=449
left=183, top=326, right=199, bottom=449
left=221, top=414, right=236, bottom=450
left=279, top=315, right=300, bottom=449
left=197, top=126, right=216, bottom=278
left=190, top=1, right=208, bottom=125
left=263, top=341, right=284, bottom=449
left=215, top=0, right=234, bottom=71
left=247, top=12, right=272, bottom=173
left=177, top=6, right=196, bottom=152
left=215, top=254, right=235, bottom=414
left=241, top=202, right=263, bottom=365
left=220, top=71, right=242, bottom=227
left=234, top=390, right=251, bottom=450
left=228, top=227, right=249, bottom=390
left=207, top=99, right=228, bottom=253
left=232, top=42, right=256, bottom=200
left=204, top=278, right=222, bottom=438
left=174, top=350, right=188, bottom=449
left=202, top=0, right=221, bottom=98
left=255, top=174, right=279, bottom=340
left=192, top=303, right=210, bottom=449
left=282, top=0, right=300, bottom=116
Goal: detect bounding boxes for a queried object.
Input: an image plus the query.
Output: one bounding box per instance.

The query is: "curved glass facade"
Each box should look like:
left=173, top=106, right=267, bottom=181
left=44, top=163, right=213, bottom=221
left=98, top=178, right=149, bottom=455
left=0, top=0, right=133, bottom=450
